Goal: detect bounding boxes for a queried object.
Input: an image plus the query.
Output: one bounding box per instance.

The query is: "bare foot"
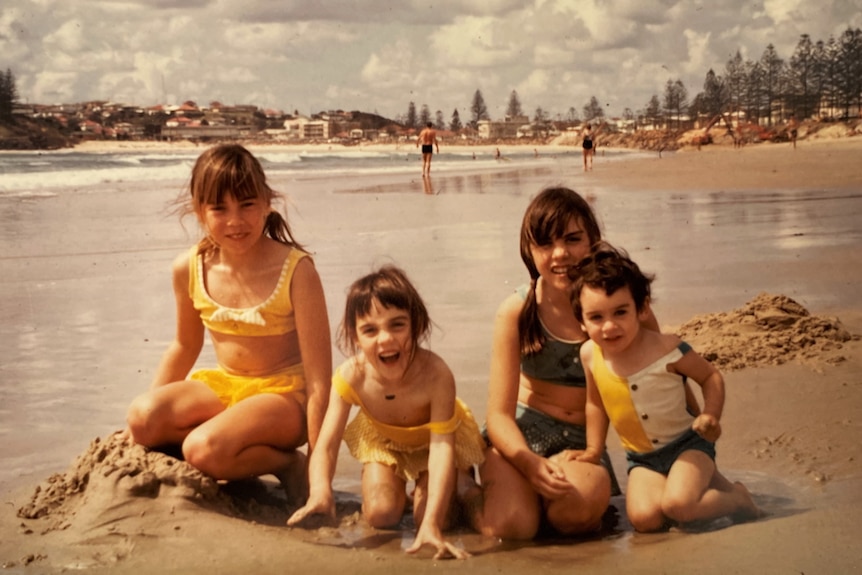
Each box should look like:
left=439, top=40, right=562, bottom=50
left=732, top=482, right=764, bottom=522
left=275, top=451, right=309, bottom=507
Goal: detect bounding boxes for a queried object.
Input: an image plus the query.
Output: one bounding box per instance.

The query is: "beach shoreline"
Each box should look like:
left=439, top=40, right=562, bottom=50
left=1, top=139, right=861, bottom=574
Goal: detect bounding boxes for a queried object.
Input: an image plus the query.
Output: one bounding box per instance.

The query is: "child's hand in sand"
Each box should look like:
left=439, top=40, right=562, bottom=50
left=406, top=523, right=470, bottom=560
left=692, top=414, right=722, bottom=442
left=286, top=492, right=335, bottom=527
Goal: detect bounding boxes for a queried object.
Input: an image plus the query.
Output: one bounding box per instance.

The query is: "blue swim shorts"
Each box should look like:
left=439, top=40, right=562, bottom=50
left=626, top=428, right=716, bottom=476
left=484, top=403, right=621, bottom=496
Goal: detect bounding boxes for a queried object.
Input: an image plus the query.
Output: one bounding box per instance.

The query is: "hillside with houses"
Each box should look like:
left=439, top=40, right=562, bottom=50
left=2, top=98, right=860, bottom=152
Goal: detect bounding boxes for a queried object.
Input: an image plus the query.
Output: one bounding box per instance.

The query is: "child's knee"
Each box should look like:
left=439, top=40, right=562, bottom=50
left=362, top=497, right=404, bottom=529
left=126, top=395, right=158, bottom=445
left=661, top=493, right=698, bottom=524
left=362, top=483, right=406, bottom=529
left=627, top=500, right=666, bottom=533
left=182, top=429, right=226, bottom=478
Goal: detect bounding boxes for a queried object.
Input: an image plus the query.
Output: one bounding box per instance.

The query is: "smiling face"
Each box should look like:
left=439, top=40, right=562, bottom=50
left=578, top=284, right=648, bottom=355
left=529, top=216, right=592, bottom=292
left=354, top=299, right=415, bottom=382
left=199, top=193, right=269, bottom=253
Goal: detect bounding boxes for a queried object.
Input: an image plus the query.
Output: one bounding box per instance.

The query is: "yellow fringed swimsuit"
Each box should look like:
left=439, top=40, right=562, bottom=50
left=187, top=245, right=310, bottom=408
left=333, top=369, right=485, bottom=481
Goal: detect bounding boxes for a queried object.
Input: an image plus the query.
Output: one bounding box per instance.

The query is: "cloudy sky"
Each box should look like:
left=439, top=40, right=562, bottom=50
left=3, top=0, right=860, bottom=121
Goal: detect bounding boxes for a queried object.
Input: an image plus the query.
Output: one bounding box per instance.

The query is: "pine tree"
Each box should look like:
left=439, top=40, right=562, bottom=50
left=506, top=90, right=522, bottom=118
left=449, top=109, right=462, bottom=131
left=582, top=96, right=604, bottom=122
left=419, top=104, right=431, bottom=127
left=405, top=101, right=417, bottom=130
left=434, top=110, right=445, bottom=130
left=470, top=90, right=489, bottom=126
left=0, top=68, right=17, bottom=123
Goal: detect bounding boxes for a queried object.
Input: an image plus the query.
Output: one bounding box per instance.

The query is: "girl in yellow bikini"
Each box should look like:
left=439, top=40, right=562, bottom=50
left=126, top=144, right=332, bottom=500
left=287, top=265, right=484, bottom=560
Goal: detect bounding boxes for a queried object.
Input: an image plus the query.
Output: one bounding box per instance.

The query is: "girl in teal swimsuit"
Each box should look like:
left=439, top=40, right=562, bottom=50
left=461, top=187, right=661, bottom=540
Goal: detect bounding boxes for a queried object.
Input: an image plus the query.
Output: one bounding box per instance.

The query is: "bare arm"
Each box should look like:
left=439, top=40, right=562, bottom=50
left=291, top=257, right=333, bottom=454
left=576, top=341, right=610, bottom=463
left=485, top=295, right=573, bottom=498
left=406, top=363, right=468, bottom=559
left=150, top=251, right=205, bottom=388
left=287, top=376, right=351, bottom=526
left=485, top=295, right=533, bottom=467
left=673, top=345, right=725, bottom=442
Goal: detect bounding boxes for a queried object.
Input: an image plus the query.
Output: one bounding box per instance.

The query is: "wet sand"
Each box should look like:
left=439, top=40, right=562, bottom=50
left=1, top=138, right=861, bottom=573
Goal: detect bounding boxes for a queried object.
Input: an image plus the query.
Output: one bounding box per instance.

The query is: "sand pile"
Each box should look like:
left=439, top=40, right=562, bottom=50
left=676, top=293, right=858, bottom=371
left=14, top=431, right=311, bottom=535
left=16, top=433, right=242, bottom=527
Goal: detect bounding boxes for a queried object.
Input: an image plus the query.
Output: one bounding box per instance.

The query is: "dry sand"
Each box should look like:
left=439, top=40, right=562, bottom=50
left=2, top=137, right=861, bottom=574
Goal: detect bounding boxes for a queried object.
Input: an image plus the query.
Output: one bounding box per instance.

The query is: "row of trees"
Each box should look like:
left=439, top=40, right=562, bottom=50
left=404, top=27, right=862, bottom=133
left=401, top=89, right=603, bottom=133
left=675, top=28, right=862, bottom=128
left=0, top=68, right=19, bottom=123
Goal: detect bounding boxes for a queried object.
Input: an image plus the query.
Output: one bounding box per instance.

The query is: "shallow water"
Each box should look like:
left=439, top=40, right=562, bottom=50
left=1, top=153, right=861, bottom=496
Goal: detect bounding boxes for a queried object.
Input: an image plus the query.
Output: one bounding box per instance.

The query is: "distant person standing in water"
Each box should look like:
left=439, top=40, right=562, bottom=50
left=417, top=122, right=439, bottom=177
left=581, top=123, right=594, bottom=171
left=787, top=114, right=799, bottom=150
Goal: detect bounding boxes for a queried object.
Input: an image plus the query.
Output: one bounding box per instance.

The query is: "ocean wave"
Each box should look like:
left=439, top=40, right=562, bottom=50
left=0, top=162, right=191, bottom=192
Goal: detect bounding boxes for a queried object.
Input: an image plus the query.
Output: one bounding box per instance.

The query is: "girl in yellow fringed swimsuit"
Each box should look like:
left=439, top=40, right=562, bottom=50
left=126, top=144, right=332, bottom=501
left=288, top=265, right=484, bottom=560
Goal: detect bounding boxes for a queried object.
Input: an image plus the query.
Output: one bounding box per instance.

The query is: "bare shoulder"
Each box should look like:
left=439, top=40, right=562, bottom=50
left=650, top=330, right=682, bottom=353
left=335, top=357, right=363, bottom=385
left=171, top=248, right=192, bottom=271
left=416, top=348, right=454, bottom=381
left=580, top=338, right=595, bottom=361
left=290, top=250, right=323, bottom=291
left=496, top=291, right=524, bottom=321
left=170, top=249, right=193, bottom=285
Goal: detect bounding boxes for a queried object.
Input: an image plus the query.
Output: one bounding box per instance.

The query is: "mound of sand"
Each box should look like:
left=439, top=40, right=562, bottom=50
left=14, top=431, right=317, bottom=533
left=676, top=293, right=859, bottom=371
left=17, top=433, right=237, bottom=525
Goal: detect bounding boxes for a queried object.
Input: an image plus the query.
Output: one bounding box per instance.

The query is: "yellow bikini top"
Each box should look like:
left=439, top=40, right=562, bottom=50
left=189, top=245, right=309, bottom=337
left=333, top=367, right=463, bottom=446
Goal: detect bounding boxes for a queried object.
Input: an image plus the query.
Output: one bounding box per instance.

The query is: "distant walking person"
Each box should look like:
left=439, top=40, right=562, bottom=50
left=787, top=114, right=799, bottom=150
left=581, top=123, right=594, bottom=171
left=417, top=122, right=439, bottom=177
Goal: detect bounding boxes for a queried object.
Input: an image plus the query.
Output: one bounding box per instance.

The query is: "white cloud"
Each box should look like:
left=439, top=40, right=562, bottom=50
left=6, top=0, right=859, bottom=118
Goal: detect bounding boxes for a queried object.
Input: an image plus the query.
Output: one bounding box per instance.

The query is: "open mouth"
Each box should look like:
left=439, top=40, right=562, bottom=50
left=379, top=351, right=401, bottom=365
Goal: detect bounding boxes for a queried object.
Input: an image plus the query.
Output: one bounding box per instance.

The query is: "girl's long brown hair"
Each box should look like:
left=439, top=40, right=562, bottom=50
left=518, top=187, right=601, bottom=355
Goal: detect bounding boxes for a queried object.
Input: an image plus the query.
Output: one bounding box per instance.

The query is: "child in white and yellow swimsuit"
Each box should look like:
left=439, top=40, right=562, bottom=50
left=288, top=265, right=484, bottom=560
left=572, top=243, right=760, bottom=532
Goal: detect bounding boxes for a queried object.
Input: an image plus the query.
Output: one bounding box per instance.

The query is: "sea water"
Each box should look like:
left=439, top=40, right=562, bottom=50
left=0, top=146, right=601, bottom=196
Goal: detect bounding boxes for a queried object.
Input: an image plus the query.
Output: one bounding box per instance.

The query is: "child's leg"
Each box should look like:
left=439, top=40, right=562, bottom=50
left=545, top=455, right=611, bottom=535
left=662, top=450, right=759, bottom=524
left=361, top=462, right=407, bottom=529
left=458, top=447, right=542, bottom=540
left=625, top=466, right=669, bottom=532
left=181, top=392, right=306, bottom=480
left=126, top=380, right=224, bottom=447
